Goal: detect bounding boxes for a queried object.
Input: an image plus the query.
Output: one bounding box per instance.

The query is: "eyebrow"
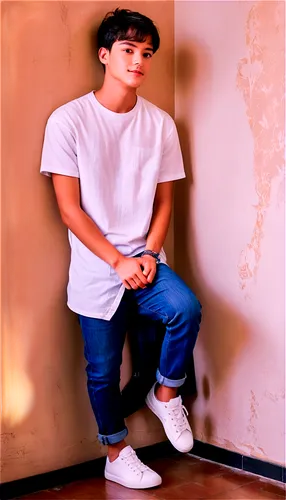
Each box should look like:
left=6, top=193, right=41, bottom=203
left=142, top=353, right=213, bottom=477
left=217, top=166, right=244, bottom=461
left=118, top=41, right=154, bottom=52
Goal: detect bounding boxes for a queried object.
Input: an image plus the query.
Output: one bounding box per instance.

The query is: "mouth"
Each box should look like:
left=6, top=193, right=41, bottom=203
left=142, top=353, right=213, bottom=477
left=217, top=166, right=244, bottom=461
left=128, top=70, right=144, bottom=76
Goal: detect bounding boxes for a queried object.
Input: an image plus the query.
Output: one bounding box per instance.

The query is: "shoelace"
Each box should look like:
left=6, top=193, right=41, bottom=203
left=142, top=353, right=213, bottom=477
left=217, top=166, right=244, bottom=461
left=121, top=450, right=149, bottom=475
left=167, top=400, right=189, bottom=434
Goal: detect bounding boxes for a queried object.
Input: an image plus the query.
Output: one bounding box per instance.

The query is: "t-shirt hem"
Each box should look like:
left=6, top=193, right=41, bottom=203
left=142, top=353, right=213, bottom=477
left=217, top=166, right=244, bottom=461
left=67, top=285, right=125, bottom=320
left=157, top=173, right=186, bottom=183
left=105, top=285, right=126, bottom=319
left=40, top=168, right=80, bottom=178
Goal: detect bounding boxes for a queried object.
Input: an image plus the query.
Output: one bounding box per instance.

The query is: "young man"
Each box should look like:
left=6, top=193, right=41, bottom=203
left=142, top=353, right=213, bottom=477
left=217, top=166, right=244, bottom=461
left=40, top=8, right=201, bottom=490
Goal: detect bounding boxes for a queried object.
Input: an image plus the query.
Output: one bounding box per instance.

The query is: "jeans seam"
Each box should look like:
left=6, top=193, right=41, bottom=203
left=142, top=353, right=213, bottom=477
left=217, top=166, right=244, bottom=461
left=161, top=329, right=171, bottom=376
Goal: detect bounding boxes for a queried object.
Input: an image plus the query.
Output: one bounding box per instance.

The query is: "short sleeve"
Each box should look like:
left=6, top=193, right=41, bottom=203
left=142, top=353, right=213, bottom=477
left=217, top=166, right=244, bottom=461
left=40, top=116, right=79, bottom=178
left=157, top=118, right=186, bottom=183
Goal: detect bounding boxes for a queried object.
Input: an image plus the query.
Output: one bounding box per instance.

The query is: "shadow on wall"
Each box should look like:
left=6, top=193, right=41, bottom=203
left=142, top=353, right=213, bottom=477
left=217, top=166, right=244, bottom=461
left=174, top=43, right=249, bottom=442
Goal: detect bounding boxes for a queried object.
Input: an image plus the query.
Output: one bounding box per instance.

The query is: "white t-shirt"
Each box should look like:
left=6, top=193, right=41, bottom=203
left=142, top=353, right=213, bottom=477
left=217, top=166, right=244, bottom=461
left=40, top=91, right=185, bottom=319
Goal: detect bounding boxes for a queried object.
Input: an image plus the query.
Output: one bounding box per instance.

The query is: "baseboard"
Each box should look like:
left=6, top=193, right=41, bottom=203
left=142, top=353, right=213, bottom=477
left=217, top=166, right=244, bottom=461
left=190, top=440, right=285, bottom=483
left=1, top=439, right=285, bottom=500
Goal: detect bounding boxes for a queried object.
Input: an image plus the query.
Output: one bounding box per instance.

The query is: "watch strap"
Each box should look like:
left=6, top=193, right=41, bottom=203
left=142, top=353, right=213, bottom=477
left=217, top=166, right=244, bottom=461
left=141, top=250, right=161, bottom=263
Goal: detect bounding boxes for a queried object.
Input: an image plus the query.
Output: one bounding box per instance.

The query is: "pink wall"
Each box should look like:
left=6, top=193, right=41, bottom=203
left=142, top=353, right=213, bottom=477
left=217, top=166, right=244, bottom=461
left=174, top=0, right=285, bottom=465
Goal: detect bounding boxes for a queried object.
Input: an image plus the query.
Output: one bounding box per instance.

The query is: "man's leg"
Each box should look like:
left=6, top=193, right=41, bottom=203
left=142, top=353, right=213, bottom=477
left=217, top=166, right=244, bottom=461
left=134, top=263, right=201, bottom=389
left=121, top=317, right=164, bottom=417
left=78, top=292, right=162, bottom=489
left=78, top=294, right=130, bottom=461
left=133, top=263, right=202, bottom=452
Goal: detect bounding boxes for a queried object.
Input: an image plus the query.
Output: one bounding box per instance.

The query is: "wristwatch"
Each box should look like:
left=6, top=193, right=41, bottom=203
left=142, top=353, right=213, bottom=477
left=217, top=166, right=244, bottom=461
left=141, top=250, right=161, bottom=264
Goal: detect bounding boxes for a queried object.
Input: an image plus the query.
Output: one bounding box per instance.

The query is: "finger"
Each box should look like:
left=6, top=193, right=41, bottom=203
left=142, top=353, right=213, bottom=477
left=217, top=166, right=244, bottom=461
left=137, top=258, right=149, bottom=275
left=123, top=280, right=132, bottom=290
left=136, top=267, right=149, bottom=285
left=142, top=264, right=151, bottom=277
left=133, top=259, right=148, bottom=283
left=129, top=278, right=139, bottom=290
left=147, top=267, right=157, bottom=283
left=133, top=275, right=147, bottom=289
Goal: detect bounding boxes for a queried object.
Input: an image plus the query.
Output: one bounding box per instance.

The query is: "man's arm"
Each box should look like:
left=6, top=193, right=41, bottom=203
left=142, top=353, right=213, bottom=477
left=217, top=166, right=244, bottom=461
left=146, top=181, right=173, bottom=253
left=52, top=174, right=148, bottom=290
left=141, top=181, right=173, bottom=283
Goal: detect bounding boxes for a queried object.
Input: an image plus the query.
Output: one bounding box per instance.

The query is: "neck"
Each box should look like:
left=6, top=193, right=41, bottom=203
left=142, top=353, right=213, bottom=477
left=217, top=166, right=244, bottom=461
left=95, top=76, right=137, bottom=114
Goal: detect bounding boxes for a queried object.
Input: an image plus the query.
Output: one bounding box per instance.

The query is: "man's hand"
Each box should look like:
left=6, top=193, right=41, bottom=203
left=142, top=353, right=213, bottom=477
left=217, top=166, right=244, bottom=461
left=114, top=256, right=149, bottom=290
left=140, top=254, right=157, bottom=284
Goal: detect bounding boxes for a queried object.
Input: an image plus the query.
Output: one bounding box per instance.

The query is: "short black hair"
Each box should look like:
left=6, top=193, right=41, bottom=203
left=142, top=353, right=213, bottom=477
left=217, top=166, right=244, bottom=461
left=97, top=8, right=160, bottom=54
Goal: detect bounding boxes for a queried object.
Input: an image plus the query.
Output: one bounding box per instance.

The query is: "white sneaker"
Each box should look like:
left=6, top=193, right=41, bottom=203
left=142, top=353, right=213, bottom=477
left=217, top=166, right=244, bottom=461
left=104, top=445, right=162, bottom=489
left=146, top=383, right=194, bottom=453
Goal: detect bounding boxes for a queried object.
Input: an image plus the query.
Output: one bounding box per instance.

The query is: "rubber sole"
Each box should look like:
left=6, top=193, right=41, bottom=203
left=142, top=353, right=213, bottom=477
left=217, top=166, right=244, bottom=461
left=104, top=471, right=162, bottom=489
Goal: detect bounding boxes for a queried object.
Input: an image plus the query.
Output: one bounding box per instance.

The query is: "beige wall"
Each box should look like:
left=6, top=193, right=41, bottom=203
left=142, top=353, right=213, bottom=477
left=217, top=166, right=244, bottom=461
left=174, top=0, right=285, bottom=465
left=1, top=1, right=174, bottom=482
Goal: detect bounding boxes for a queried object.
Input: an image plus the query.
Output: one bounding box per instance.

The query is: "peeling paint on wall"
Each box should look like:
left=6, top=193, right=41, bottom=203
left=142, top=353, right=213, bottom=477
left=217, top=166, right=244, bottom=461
left=240, top=442, right=266, bottom=458
left=248, top=390, right=259, bottom=435
left=244, top=390, right=267, bottom=457
left=237, top=1, right=285, bottom=291
left=175, top=0, right=285, bottom=467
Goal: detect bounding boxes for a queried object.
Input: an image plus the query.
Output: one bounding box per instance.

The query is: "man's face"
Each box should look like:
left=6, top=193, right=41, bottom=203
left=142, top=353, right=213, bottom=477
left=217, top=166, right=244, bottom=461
left=99, top=36, right=154, bottom=89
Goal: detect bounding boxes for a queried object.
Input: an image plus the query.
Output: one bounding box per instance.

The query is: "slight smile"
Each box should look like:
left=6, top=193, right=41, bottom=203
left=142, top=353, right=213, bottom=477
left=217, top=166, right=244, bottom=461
left=128, top=70, right=144, bottom=76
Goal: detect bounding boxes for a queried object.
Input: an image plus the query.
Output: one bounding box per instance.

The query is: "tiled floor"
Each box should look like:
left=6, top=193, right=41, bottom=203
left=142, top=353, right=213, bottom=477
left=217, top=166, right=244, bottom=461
left=17, top=454, right=285, bottom=500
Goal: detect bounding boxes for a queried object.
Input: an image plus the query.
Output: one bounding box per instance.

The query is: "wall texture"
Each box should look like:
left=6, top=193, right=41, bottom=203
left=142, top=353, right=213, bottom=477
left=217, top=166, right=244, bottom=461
left=1, top=1, right=174, bottom=482
left=174, top=0, right=285, bottom=465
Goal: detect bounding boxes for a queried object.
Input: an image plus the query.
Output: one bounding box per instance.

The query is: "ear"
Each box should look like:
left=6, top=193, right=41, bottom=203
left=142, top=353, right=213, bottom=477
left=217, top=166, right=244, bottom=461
left=98, top=47, right=109, bottom=67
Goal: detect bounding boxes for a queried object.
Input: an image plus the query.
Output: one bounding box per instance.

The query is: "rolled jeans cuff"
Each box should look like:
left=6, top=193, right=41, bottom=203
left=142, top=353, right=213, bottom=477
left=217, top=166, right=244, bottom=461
left=98, top=427, right=128, bottom=445
left=156, top=368, right=186, bottom=388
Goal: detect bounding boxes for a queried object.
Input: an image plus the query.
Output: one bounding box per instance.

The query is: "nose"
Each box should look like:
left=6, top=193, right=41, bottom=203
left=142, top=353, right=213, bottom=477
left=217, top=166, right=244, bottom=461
left=133, top=53, right=143, bottom=66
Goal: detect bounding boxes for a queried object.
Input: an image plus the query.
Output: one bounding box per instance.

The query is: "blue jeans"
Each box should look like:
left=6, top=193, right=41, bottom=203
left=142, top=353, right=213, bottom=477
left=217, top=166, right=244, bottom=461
left=78, top=263, right=201, bottom=445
